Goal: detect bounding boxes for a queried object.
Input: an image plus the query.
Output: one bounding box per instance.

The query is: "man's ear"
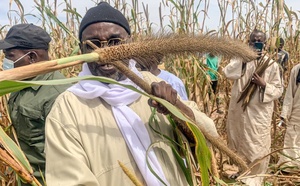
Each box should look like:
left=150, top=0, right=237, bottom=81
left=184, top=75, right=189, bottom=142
left=28, top=51, right=38, bottom=63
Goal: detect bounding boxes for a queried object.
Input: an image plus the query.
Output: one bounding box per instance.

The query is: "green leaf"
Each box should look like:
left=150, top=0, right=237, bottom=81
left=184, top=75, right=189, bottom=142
left=213, top=176, right=228, bottom=186
left=0, top=75, right=132, bottom=96
left=44, top=6, right=79, bottom=43
left=0, top=127, right=32, bottom=173
left=148, top=110, right=194, bottom=185
left=0, top=75, right=212, bottom=185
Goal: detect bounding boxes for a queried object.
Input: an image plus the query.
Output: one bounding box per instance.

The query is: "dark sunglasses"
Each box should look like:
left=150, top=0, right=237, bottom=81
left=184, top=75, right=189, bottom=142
left=82, top=38, right=126, bottom=51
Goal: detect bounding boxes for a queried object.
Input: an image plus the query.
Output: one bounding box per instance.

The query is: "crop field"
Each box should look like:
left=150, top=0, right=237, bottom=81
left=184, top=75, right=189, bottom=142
left=0, top=0, right=299, bottom=185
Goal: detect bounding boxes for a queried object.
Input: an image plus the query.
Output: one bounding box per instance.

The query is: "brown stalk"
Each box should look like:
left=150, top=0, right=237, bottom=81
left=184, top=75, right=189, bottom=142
left=0, top=145, right=40, bottom=186
left=118, top=161, right=143, bottom=186
left=110, top=60, right=248, bottom=172
left=0, top=34, right=256, bottom=81
left=237, top=55, right=276, bottom=110
left=0, top=60, right=84, bottom=81
left=210, top=146, right=220, bottom=179
left=0, top=34, right=253, bottom=172
left=238, top=148, right=290, bottom=180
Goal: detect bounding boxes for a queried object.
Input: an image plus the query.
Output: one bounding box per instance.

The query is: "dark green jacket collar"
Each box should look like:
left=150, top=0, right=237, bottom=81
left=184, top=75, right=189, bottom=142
left=28, top=72, right=53, bottom=91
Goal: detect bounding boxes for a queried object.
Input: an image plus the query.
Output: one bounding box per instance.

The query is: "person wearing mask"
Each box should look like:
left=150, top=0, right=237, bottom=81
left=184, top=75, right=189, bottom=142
left=0, top=23, right=71, bottom=185
left=223, top=29, right=283, bottom=185
left=44, top=2, right=219, bottom=185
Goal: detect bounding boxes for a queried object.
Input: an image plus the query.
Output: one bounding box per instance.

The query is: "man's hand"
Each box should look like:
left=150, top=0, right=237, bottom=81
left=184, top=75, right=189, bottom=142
left=251, top=72, right=266, bottom=88
left=148, top=81, right=195, bottom=121
left=148, top=81, right=178, bottom=115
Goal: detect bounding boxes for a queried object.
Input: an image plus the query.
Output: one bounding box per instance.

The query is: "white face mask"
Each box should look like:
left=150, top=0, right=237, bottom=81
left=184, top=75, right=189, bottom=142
left=2, top=51, right=32, bottom=70
left=2, top=58, right=15, bottom=70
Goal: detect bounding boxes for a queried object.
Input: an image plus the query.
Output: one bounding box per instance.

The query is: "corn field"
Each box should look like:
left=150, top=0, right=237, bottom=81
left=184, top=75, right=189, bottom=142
left=0, top=0, right=299, bottom=185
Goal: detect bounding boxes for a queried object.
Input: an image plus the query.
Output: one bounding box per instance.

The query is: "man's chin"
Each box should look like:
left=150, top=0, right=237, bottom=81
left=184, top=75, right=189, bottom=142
left=113, top=73, right=126, bottom=81
left=117, top=74, right=127, bottom=81
left=103, top=72, right=126, bottom=82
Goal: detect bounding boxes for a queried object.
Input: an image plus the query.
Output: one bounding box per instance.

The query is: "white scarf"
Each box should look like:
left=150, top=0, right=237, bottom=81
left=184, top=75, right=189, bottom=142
left=68, top=60, right=169, bottom=186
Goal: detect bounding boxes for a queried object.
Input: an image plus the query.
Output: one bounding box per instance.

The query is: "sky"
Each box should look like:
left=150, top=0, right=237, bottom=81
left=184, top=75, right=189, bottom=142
left=0, top=0, right=299, bottom=32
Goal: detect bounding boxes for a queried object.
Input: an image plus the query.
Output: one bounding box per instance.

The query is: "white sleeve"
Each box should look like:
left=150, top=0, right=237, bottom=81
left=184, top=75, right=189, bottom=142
left=281, top=65, right=299, bottom=119
left=223, top=58, right=244, bottom=80
left=262, top=63, right=283, bottom=103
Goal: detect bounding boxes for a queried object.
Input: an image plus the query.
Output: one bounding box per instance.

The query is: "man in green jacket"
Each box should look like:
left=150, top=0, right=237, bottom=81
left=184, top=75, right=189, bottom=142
left=0, top=23, right=71, bottom=185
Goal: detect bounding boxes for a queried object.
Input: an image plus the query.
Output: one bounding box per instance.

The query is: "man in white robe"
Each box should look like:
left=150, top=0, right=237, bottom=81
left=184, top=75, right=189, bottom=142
left=45, top=2, right=219, bottom=186
left=223, top=29, right=283, bottom=185
left=278, top=64, right=300, bottom=171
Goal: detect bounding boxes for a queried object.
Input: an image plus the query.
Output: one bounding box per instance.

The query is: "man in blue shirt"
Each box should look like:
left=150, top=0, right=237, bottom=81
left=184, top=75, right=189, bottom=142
left=136, top=56, right=188, bottom=100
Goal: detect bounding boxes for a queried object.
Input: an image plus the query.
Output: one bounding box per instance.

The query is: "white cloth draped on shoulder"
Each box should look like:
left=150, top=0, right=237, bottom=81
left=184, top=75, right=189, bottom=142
left=68, top=60, right=169, bottom=186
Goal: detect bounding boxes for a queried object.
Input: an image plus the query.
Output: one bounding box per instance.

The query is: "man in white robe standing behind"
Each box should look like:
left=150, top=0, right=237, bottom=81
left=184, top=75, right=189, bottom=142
left=223, top=29, right=283, bottom=185
left=278, top=64, right=300, bottom=171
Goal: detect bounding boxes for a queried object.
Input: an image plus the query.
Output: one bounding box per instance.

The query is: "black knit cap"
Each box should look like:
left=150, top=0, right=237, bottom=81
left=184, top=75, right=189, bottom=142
left=0, top=23, right=51, bottom=50
left=79, top=2, right=131, bottom=41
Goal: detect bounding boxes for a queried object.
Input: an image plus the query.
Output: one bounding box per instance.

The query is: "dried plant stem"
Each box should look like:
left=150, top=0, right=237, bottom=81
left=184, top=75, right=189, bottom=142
left=0, top=146, right=40, bottom=186
left=0, top=35, right=256, bottom=81
left=112, top=61, right=152, bottom=93
left=0, top=56, right=249, bottom=173
left=238, top=174, right=300, bottom=180
left=210, top=146, right=220, bottom=178
left=118, top=161, right=144, bottom=186
left=238, top=148, right=286, bottom=180
left=111, top=60, right=248, bottom=172
left=0, top=53, right=98, bottom=81
left=0, top=60, right=84, bottom=81
left=237, top=56, right=275, bottom=110
left=0, top=35, right=252, bottom=172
